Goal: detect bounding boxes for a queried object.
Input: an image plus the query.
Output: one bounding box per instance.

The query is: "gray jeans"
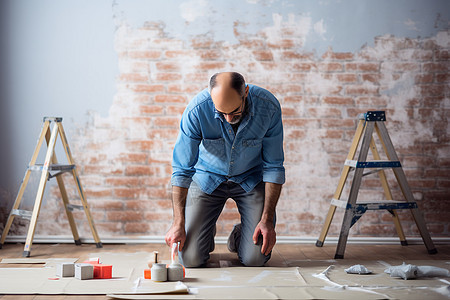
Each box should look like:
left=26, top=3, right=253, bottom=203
left=180, top=180, right=273, bottom=267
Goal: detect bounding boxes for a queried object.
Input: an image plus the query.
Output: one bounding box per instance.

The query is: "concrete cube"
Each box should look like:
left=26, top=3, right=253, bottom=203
left=75, top=263, right=94, bottom=280
left=56, top=263, right=75, bottom=277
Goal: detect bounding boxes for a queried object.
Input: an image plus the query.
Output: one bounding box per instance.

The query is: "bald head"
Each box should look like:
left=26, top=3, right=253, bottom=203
left=209, top=72, right=248, bottom=114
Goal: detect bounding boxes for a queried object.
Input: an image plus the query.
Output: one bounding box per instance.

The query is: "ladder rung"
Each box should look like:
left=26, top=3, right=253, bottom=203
left=11, top=209, right=32, bottom=220
left=345, top=160, right=401, bottom=169
left=332, top=198, right=418, bottom=210
left=29, top=164, right=75, bottom=172
left=67, top=204, right=84, bottom=211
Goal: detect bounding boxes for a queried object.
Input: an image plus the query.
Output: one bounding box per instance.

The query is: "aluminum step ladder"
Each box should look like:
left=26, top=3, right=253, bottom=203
left=0, top=117, right=102, bottom=257
left=316, top=111, right=437, bottom=259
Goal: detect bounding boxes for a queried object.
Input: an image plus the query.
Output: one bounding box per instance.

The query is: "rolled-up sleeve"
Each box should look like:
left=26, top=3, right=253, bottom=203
left=171, top=108, right=202, bottom=188
left=262, top=106, right=285, bottom=185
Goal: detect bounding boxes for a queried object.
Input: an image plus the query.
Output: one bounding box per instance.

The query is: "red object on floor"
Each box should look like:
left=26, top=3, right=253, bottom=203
left=92, top=264, right=112, bottom=279
left=144, top=269, right=151, bottom=279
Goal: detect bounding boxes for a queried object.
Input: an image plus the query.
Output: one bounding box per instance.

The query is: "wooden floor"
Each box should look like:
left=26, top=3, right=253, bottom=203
left=1, top=242, right=449, bottom=299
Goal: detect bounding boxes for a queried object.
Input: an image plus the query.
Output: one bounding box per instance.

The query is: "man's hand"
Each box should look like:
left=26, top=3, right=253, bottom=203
left=253, top=220, right=276, bottom=256
left=165, top=224, right=186, bottom=251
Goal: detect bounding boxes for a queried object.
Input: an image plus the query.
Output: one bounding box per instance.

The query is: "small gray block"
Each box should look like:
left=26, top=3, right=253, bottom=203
left=56, top=263, right=75, bottom=277
left=75, top=263, right=93, bottom=280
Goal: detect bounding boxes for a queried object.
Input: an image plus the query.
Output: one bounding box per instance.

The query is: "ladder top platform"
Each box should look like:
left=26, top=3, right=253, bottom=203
left=358, top=111, right=386, bottom=121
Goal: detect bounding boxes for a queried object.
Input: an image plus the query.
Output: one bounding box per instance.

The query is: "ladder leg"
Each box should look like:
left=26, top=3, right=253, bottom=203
left=317, top=120, right=366, bottom=246
left=1, top=121, right=50, bottom=248
left=23, top=124, right=59, bottom=257
left=0, top=170, right=31, bottom=247
left=376, top=122, right=437, bottom=254
left=316, top=206, right=336, bottom=247
left=390, top=210, right=407, bottom=246
left=335, top=122, right=374, bottom=259
left=369, top=135, right=407, bottom=246
left=44, top=129, right=81, bottom=246
left=57, top=123, right=102, bottom=248
left=335, top=206, right=356, bottom=259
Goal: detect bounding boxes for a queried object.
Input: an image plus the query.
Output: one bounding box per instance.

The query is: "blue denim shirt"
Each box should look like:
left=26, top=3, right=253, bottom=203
left=171, top=84, right=285, bottom=194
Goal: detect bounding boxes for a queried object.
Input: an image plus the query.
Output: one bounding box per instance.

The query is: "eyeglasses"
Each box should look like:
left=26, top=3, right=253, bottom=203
left=214, top=97, right=245, bottom=117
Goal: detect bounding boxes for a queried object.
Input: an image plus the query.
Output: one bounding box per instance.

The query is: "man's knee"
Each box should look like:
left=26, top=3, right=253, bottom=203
left=239, top=250, right=270, bottom=267
left=180, top=246, right=209, bottom=268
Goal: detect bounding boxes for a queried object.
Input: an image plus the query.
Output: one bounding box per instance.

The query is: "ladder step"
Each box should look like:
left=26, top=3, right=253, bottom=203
left=11, top=209, right=32, bottom=220
left=67, top=204, right=84, bottom=211
left=345, top=160, right=401, bottom=168
left=29, top=164, right=75, bottom=172
left=331, top=198, right=418, bottom=210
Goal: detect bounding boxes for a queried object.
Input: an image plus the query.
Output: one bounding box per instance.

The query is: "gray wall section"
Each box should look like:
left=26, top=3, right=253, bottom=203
left=0, top=0, right=448, bottom=216
left=0, top=0, right=118, bottom=215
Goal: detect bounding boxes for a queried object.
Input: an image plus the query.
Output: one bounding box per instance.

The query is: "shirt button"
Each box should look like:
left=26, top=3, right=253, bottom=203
left=232, top=146, right=235, bottom=149
left=229, top=130, right=232, bottom=133
left=230, top=161, right=234, bottom=164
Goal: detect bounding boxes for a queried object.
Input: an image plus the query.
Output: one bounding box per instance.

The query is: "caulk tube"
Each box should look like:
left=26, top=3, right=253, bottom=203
left=168, top=242, right=185, bottom=281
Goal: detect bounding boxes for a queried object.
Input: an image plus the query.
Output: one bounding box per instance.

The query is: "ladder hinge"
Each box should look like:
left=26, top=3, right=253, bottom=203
left=365, top=111, right=386, bottom=121
left=11, top=209, right=32, bottom=220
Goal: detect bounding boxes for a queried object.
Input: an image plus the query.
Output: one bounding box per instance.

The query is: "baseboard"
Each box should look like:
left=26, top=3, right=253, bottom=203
left=3, top=235, right=450, bottom=245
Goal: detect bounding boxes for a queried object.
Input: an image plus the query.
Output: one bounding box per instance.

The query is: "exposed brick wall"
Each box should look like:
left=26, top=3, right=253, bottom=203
left=21, top=21, right=449, bottom=240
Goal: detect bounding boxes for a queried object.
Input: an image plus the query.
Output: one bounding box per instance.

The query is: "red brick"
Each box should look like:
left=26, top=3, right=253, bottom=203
left=318, top=62, right=343, bottom=72
left=346, top=85, right=379, bottom=96
left=114, top=188, right=142, bottom=199
left=307, top=107, right=342, bottom=118
left=434, top=49, right=449, bottom=60
left=130, top=84, right=164, bottom=93
left=346, top=62, right=380, bottom=72
left=252, top=50, right=273, bottom=61
left=128, top=50, right=162, bottom=59
left=126, top=140, right=164, bottom=152
left=147, top=128, right=179, bottom=139
left=155, top=73, right=182, bottom=81
left=90, top=200, right=124, bottom=210
left=139, top=105, right=164, bottom=115
left=268, top=39, right=295, bottom=49
left=361, top=74, right=381, bottom=83
left=164, top=50, right=195, bottom=58
left=124, top=222, right=150, bottom=233
left=423, top=62, right=449, bottom=73
left=167, top=84, right=203, bottom=94
left=153, top=116, right=180, bottom=127
left=84, top=188, right=112, bottom=198
left=420, top=85, right=446, bottom=96
left=154, top=95, right=187, bottom=103
left=322, top=52, right=354, bottom=60
left=105, top=177, right=141, bottom=187
left=166, top=105, right=186, bottom=115
left=286, top=129, right=306, bottom=139
left=292, top=63, right=315, bottom=71
left=335, top=74, right=358, bottom=83
left=321, top=118, right=355, bottom=128
left=155, top=62, right=180, bottom=71
left=125, top=165, right=157, bottom=176
left=197, top=62, right=226, bottom=70
left=323, top=96, right=354, bottom=106
left=436, top=73, right=449, bottom=83
left=107, top=211, right=143, bottom=222
left=281, top=51, right=314, bottom=60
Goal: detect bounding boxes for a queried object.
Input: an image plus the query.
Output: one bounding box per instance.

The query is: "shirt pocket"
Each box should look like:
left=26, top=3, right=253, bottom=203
left=242, top=139, right=263, bottom=160
left=200, top=138, right=226, bottom=161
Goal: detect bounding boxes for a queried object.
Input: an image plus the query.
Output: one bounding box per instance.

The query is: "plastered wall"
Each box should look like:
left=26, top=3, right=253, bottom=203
left=1, top=0, right=449, bottom=240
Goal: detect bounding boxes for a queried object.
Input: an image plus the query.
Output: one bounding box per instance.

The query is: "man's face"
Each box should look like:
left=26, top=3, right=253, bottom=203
left=214, top=96, right=245, bottom=124
left=210, top=76, right=248, bottom=125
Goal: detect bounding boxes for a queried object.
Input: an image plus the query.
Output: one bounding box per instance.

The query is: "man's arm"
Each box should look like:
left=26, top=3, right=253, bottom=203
left=165, top=186, right=188, bottom=250
left=253, top=182, right=282, bottom=255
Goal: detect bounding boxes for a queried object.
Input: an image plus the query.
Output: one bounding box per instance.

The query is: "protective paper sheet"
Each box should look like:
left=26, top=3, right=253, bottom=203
left=0, top=253, right=449, bottom=299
